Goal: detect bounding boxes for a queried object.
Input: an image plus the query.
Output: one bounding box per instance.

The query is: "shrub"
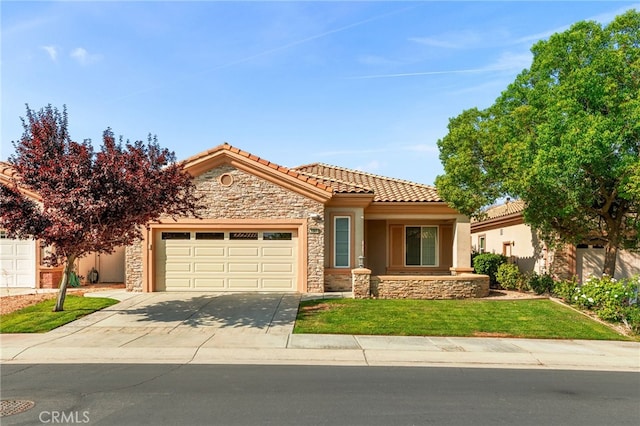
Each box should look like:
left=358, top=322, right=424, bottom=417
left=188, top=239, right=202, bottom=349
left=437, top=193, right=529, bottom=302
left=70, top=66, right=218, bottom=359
left=527, top=272, right=555, bottom=295
left=622, top=306, right=640, bottom=334
left=496, top=263, right=521, bottom=290
left=553, top=277, right=580, bottom=302
left=473, top=253, right=507, bottom=288
left=559, top=274, right=640, bottom=334
left=574, top=275, right=639, bottom=322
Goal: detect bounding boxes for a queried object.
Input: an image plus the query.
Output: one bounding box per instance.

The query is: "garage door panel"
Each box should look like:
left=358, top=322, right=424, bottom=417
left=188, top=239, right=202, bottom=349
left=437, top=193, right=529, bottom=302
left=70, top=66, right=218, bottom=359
left=194, top=278, right=225, bottom=288
left=263, top=247, right=293, bottom=257
left=166, top=246, right=192, bottom=257
left=262, top=263, right=293, bottom=273
left=229, top=247, right=259, bottom=256
left=229, top=278, right=259, bottom=288
left=262, top=279, right=294, bottom=289
left=15, top=245, right=32, bottom=256
left=16, top=259, right=33, bottom=270
left=228, top=263, right=259, bottom=273
left=165, top=278, right=191, bottom=287
left=166, top=262, right=192, bottom=272
left=195, top=247, right=224, bottom=257
left=194, top=263, right=224, bottom=272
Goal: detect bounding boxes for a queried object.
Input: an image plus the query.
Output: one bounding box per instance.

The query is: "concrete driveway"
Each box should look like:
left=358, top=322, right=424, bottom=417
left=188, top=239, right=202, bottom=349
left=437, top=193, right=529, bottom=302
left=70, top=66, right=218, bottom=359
left=79, top=291, right=301, bottom=334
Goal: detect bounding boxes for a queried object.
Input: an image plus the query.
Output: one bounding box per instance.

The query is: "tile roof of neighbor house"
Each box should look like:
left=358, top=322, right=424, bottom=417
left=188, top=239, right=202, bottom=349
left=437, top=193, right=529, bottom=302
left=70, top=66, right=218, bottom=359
left=480, top=199, right=526, bottom=220
left=0, top=161, right=17, bottom=178
left=293, top=163, right=443, bottom=203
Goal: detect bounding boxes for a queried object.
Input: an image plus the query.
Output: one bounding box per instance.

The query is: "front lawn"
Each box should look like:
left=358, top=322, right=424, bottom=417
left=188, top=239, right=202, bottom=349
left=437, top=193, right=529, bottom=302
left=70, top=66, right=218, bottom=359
left=294, top=299, right=631, bottom=340
left=0, top=295, right=119, bottom=333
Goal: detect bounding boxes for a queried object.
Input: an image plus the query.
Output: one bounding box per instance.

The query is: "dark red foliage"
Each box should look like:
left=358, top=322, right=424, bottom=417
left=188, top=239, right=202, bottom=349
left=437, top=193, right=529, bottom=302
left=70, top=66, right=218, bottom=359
left=0, top=105, right=201, bottom=266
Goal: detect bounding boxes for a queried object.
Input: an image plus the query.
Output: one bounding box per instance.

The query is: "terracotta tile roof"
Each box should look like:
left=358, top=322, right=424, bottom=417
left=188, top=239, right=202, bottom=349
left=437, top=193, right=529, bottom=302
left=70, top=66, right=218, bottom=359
left=181, top=143, right=333, bottom=194
left=293, top=163, right=442, bottom=202
left=0, top=161, right=17, bottom=179
left=0, top=161, right=41, bottom=201
left=479, top=199, right=526, bottom=220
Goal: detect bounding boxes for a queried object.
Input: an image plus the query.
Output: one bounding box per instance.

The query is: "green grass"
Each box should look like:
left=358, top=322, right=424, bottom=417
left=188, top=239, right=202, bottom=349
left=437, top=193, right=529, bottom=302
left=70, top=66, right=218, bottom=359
left=0, top=295, right=119, bottom=333
left=294, top=299, right=631, bottom=341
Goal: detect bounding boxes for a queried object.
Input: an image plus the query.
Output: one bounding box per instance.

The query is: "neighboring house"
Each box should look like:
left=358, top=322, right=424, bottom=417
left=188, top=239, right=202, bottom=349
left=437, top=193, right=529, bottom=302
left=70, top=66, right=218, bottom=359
left=0, top=162, right=125, bottom=288
left=126, top=143, right=473, bottom=293
left=471, top=199, right=640, bottom=282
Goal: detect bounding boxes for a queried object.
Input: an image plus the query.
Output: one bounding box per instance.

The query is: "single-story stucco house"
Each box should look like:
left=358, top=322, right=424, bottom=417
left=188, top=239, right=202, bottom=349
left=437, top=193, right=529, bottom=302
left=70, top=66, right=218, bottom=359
left=125, top=143, right=483, bottom=297
left=471, top=198, right=640, bottom=282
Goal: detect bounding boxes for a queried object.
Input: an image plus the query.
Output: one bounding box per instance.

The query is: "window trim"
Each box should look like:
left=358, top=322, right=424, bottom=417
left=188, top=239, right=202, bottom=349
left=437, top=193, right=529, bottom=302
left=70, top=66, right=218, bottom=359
left=333, top=216, right=351, bottom=268
left=404, top=225, right=439, bottom=267
left=478, top=235, right=486, bottom=253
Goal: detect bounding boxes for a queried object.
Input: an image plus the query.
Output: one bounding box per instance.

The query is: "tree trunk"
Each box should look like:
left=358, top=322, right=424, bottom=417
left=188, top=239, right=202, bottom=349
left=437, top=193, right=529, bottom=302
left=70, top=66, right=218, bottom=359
left=602, top=244, right=617, bottom=277
left=53, top=254, right=76, bottom=312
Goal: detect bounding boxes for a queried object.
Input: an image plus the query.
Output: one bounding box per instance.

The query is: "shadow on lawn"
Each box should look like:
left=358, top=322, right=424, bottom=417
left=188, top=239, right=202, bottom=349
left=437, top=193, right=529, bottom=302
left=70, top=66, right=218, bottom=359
left=119, top=293, right=299, bottom=330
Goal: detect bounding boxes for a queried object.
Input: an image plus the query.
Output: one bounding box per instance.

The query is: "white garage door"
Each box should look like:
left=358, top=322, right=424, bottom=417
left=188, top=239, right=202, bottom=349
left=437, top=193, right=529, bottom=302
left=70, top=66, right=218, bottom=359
left=156, top=230, right=297, bottom=291
left=0, top=231, right=36, bottom=288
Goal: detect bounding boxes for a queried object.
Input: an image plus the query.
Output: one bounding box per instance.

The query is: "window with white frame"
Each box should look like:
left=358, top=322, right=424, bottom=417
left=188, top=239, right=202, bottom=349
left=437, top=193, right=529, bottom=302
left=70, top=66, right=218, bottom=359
left=478, top=235, right=486, bottom=253
left=334, top=216, right=350, bottom=268
left=405, top=226, right=438, bottom=266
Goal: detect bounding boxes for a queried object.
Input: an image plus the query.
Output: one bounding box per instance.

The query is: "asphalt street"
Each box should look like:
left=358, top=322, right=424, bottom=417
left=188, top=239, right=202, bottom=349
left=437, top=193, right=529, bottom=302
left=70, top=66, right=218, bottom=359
left=2, top=364, right=639, bottom=426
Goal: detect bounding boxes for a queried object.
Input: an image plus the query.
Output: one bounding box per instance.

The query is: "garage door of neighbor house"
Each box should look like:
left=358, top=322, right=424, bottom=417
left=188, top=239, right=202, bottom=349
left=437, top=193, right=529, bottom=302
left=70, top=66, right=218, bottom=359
left=155, top=230, right=297, bottom=291
left=0, top=232, right=36, bottom=288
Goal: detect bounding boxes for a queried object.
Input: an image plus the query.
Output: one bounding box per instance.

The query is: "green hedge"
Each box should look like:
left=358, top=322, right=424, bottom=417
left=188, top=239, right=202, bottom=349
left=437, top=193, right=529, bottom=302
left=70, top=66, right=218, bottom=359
left=473, top=253, right=507, bottom=288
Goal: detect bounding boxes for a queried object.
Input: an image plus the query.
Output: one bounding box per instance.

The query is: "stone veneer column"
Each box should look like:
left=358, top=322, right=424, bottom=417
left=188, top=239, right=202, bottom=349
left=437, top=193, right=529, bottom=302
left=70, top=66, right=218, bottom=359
left=352, top=268, right=372, bottom=298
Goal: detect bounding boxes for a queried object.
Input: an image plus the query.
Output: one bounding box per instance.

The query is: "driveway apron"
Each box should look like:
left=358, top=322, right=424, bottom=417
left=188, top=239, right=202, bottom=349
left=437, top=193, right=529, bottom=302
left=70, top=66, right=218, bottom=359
left=28, top=292, right=301, bottom=352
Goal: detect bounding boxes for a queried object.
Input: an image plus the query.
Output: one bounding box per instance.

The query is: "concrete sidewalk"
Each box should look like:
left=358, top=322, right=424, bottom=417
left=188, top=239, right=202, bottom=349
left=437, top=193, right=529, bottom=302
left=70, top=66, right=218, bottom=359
left=1, top=291, right=639, bottom=371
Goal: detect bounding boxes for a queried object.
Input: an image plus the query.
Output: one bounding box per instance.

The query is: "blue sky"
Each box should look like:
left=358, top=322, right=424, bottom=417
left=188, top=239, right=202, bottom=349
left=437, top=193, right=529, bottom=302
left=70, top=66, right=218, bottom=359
left=2, top=1, right=638, bottom=185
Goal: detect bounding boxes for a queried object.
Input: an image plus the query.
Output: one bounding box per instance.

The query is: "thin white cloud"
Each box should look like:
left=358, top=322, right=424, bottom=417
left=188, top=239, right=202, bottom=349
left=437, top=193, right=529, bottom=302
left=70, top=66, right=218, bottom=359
left=357, top=54, right=400, bottom=67
left=349, top=67, right=492, bottom=80
left=41, top=45, right=58, bottom=61
left=350, top=49, right=532, bottom=80
left=70, top=47, right=102, bottom=65
left=409, top=30, right=482, bottom=49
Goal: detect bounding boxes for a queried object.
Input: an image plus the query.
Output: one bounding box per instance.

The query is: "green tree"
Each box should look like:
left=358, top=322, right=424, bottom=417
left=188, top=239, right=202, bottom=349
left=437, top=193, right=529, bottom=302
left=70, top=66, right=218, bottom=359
left=436, top=10, right=640, bottom=276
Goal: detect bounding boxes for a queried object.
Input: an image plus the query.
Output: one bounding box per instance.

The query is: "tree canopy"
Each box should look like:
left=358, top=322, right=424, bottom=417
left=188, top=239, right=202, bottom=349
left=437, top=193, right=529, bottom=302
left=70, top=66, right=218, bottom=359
left=0, top=105, right=201, bottom=310
left=435, top=10, right=640, bottom=275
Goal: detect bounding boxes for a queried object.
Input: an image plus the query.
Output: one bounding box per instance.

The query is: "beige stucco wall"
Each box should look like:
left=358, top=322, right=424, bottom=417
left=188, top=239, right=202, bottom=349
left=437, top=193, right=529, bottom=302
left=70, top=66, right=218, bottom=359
left=577, top=248, right=640, bottom=282
left=472, top=222, right=547, bottom=274
left=76, top=247, right=125, bottom=284
left=125, top=163, right=325, bottom=292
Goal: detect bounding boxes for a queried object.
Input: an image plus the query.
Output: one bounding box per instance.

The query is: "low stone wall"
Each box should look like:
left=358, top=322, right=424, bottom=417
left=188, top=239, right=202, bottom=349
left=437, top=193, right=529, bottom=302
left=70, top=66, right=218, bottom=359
left=352, top=269, right=489, bottom=299
left=325, top=271, right=352, bottom=292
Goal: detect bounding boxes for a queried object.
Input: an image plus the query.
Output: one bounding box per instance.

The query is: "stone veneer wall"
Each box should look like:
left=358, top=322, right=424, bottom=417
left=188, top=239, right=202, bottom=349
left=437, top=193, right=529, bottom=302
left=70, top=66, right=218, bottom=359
left=324, top=271, right=352, bottom=292
left=125, top=164, right=325, bottom=292
left=550, top=244, right=576, bottom=281
left=353, top=270, right=489, bottom=299
left=125, top=239, right=143, bottom=291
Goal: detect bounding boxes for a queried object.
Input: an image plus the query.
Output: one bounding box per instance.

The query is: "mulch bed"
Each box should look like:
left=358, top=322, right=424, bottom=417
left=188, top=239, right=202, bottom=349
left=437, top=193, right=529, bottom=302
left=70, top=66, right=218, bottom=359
left=0, top=284, right=125, bottom=315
